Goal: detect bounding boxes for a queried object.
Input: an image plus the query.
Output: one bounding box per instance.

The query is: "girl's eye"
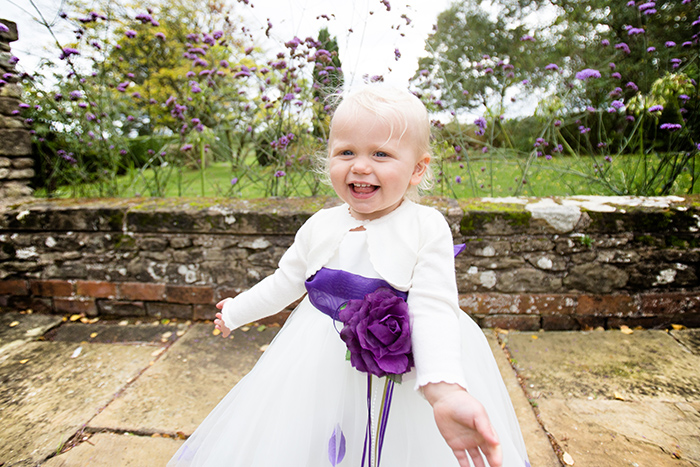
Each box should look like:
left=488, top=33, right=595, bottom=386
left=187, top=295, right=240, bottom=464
left=340, top=150, right=354, bottom=156
left=374, top=151, right=389, bottom=158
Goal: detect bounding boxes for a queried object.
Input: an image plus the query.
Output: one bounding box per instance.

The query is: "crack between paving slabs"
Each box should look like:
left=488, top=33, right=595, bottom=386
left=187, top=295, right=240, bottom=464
left=39, top=320, right=195, bottom=463
left=494, top=329, right=566, bottom=467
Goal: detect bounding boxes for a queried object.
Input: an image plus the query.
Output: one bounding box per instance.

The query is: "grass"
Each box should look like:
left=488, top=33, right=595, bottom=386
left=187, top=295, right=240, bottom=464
left=37, top=149, right=700, bottom=199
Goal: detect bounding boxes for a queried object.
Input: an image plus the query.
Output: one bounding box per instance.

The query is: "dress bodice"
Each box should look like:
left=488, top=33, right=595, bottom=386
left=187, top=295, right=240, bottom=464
left=305, top=230, right=407, bottom=321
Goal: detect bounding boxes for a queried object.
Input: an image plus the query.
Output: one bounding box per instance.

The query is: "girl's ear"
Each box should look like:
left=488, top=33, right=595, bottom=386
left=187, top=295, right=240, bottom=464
left=410, top=153, right=431, bottom=186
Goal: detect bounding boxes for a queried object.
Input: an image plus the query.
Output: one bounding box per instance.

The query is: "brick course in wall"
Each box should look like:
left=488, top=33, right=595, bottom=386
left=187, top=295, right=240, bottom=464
left=1, top=196, right=699, bottom=330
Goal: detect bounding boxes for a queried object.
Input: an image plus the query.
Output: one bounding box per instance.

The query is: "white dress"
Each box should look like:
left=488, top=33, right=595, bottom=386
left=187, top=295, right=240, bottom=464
left=168, top=231, right=530, bottom=467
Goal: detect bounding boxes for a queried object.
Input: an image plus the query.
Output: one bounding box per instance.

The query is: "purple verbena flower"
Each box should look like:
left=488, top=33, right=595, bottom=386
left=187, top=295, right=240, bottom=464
left=125, top=29, right=137, bottom=38
left=648, top=104, right=663, bottom=112
left=615, top=42, right=631, bottom=54
left=59, top=47, right=80, bottom=60
left=660, top=123, right=682, bottom=131
left=612, top=72, right=622, bottom=79
left=274, top=170, right=286, bottom=178
left=665, top=41, right=676, bottom=48
left=626, top=82, right=639, bottom=91
left=575, top=68, right=601, bottom=80
left=155, top=32, right=166, bottom=40
left=545, top=63, right=559, bottom=71
left=181, top=144, right=193, bottom=151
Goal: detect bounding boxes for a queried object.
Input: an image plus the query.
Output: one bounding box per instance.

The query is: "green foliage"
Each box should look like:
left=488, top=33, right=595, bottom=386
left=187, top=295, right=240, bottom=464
left=19, top=0, right=342, bottom=198
left=411, top=0, right=700, bottom=197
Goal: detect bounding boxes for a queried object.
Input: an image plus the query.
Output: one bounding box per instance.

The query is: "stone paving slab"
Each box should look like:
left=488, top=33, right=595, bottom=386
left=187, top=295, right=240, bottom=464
left=0, top=339, right=156, bottom=466
left=89, top=323, right=280, bottom=435
left=505, top=330, right=700, bottom=467
left=485, top=332, right=560, bottom=467
left=506, top=329, right=700, bottom=401
left=535, top=399, right=699, bottom=467
left=42, top=432, right=183, bottom=467
left=671, top=328, right=700, bottom=356
left=46, top=320, right=189, bottom=345
left=0, top=312, right=62, bottom=363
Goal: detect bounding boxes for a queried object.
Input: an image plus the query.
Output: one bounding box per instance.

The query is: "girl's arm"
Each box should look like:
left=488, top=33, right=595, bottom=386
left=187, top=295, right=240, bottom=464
left=424, top=382, right=502, bottom=467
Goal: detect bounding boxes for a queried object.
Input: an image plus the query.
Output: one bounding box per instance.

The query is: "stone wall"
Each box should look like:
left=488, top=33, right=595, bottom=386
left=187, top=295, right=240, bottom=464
left=0, top=19, right=34, bottom=198
left=1, top=196, right=699, bottom=330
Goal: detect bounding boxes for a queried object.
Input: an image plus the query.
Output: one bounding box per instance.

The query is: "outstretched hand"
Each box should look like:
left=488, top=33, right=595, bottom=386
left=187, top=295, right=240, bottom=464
left=214, top=299, right=232, bottom=338
left=424, top=383, right=502, bottom=467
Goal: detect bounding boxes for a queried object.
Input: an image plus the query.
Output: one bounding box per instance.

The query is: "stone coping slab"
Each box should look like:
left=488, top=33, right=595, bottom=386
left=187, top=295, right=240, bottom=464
left=0, top=340, right=156, bottom=466
left=2, top=195, right=697, bottom=235
left=43, top=432, right=183, bottom=466
left=89, top=322, right=279, bottom=435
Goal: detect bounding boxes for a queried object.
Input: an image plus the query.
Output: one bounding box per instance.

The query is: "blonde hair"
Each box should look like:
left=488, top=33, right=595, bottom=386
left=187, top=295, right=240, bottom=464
left=318, top=84, right=434, bottom=199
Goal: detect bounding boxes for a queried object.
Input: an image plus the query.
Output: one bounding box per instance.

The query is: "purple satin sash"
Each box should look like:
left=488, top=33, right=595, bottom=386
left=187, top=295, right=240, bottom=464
left=305, top=244, right=464, bottom=321
left=305, top=268, right=408, bottom=321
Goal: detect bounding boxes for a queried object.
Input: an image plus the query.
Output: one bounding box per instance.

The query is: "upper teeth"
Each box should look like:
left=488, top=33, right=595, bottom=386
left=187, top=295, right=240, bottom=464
left=353, top=183, right=372, bottom=187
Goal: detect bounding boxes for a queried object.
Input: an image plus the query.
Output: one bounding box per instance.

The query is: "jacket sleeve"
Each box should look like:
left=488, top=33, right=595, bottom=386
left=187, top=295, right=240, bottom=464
left=406, top=211, right=468, bottom=391
left=221, top=217, right=312, bottom=331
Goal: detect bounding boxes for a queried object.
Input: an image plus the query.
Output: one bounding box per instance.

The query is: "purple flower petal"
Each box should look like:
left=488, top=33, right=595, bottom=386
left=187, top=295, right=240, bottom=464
left=328, top=425, right=346, bottom=466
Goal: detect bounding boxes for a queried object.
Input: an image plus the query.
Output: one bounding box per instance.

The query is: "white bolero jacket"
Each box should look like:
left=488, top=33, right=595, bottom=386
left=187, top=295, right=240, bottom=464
left=221, top=199, right=467, bottom=390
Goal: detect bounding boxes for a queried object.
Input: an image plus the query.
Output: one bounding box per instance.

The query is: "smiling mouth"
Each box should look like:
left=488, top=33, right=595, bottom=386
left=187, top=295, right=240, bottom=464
left=350, top=183, right=378, bottom=195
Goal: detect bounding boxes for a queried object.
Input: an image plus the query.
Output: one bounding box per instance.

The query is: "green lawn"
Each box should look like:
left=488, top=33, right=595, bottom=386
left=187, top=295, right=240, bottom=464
left=39, top=150, right=699, bottom=199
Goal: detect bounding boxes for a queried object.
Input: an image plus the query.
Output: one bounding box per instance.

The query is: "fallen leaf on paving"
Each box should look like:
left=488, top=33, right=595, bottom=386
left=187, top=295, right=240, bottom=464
left=162, top=433, right=171, bottom=438
left=176, top=330, right=185, bottom=337
left=241, top=326, right=250, bottom=332
left=71, top=346, right=82, bottom=358
left=257, top=325, right=267, bottom=332
left=259, top=344, right=270, bottom=352
left=162, top=331, right=173, bottom=339
left=620, top=325, right=633, bottom=334
left=19, top=359, right=29, bottom=364
left=531, top=335, right=538, bottom=340
left=69, top=314, right=82, bottom=322
left=151, top=433, right=162, bottom=438
left=90, top=332, right=98, bottom=338
left=212, top=328, right=221, bottom=336
left=671, top=324, right=687, bottom=330
left=9, top=321, right=19, bottom=327
left=80, top=317, right=90, bottom=324
left=563, top=452, right=574, bottom=465
left=614, top=391, right=625, bottom=401
left=176, top=431, right=187, bottom=440
left=118, top=320, right=129, bottom=326
left=161, top=319, right=171, bottom=325
left=88, top=317, right=100, bottom=324
left=151, top=348, right=165, bottom=357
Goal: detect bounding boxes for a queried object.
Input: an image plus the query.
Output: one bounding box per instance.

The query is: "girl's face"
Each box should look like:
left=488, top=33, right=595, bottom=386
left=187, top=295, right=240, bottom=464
left=328, top=106, right=430, bottom=221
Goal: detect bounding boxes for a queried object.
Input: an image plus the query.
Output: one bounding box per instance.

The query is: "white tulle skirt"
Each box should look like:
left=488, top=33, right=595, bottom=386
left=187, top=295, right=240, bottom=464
left=168, top=296, right=530, bottom=467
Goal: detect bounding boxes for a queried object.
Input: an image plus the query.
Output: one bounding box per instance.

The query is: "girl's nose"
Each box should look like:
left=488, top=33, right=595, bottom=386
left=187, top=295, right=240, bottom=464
left=351, top=156, right=372, bottom=174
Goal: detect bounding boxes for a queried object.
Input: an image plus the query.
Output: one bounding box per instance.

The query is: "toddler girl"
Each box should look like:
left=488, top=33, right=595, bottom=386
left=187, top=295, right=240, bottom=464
left=168, top=85, right=530, bottom=467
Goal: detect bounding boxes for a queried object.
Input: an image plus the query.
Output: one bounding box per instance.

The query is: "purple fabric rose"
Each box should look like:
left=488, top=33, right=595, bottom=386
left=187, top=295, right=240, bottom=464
left=338, top=288, right=413, bottom=378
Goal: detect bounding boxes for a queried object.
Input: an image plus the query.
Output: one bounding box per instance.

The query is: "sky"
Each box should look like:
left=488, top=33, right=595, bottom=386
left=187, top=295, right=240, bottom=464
left=1, top=0, right=453, bottom=87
